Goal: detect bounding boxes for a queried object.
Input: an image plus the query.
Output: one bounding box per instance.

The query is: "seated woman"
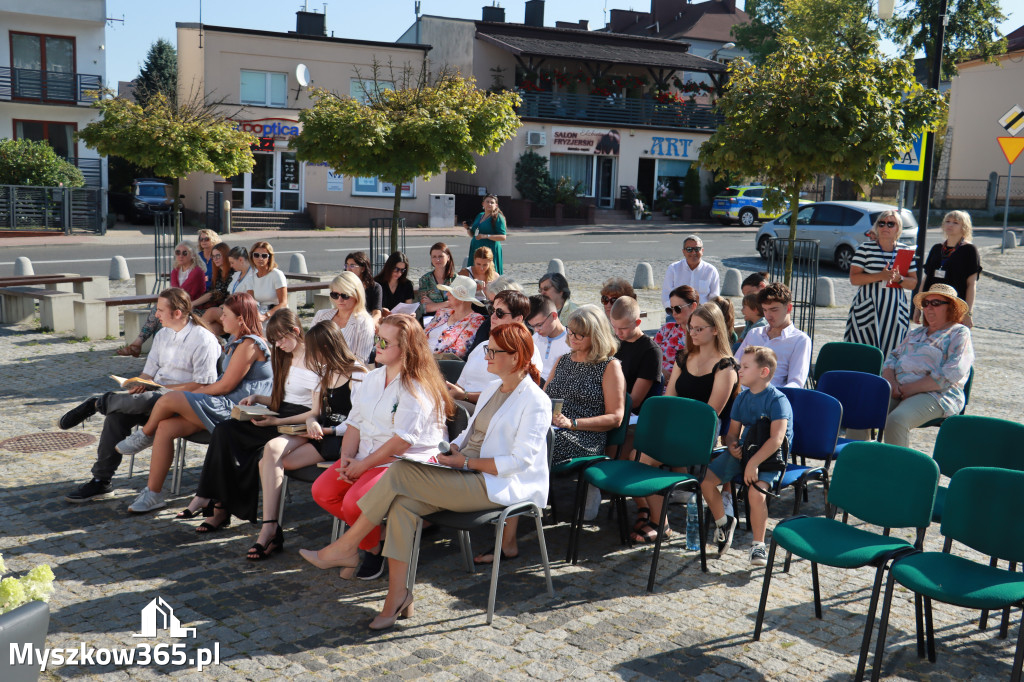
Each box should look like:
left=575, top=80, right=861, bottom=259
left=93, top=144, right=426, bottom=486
left=458, top=246, right=499, bottom=300
left=417, top=242, right=456, bottom=316
left=311, top=271, right=375, bottom=364
left=195, top=229, right=222, bottom=288
left=599, top=277, right=636, bottom=318
left=246, top=240, right=288, bottom=322
left=298, top=323, right=550, bottom=630
left=654, top=285, right=698, bottom=382
left=478, top=304, right=625, bottom=563
left=191, top=242, right=232, bottom=313
left=203, top=246, right=254, bottom=336
left=177, top=309, right=318, bottom=537
left=423, top=275, right=486, bottom=360
left=307, top=314, right=453, bottom=580
left=631, top=303, right=739, bottom=542
left=881, top=283, right=974, bottom=448
left=374, top=251, right=415, bottom=317
left=345, top=251, right=384, bottom=324
left=114, top=293, right=273, bottom=514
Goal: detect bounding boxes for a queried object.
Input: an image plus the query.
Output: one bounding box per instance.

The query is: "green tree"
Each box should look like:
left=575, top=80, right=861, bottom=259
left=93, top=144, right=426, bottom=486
left=700, top=37, right=944, bottom=284
left=731, top=0, right=787, bottom=64
left=514, top=150, right=554, bottom=206
left=134, top=38, right=178, bottom=107
left=293, top=63, right=521, bottom=250
left=733, top=0, right=880, bottom=62
left=0, top=138, right=85, bottom=187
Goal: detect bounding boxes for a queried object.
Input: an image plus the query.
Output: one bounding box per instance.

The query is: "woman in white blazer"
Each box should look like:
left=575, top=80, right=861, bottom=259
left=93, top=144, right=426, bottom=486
left=298, top=323, right=551, bottom=630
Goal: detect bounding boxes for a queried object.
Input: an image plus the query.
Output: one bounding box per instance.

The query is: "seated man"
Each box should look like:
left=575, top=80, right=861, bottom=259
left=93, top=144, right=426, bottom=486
left=610, top=296, right=662, bottom=414
left=733, top=282, right=811, bottom=388
left=61, top=288, right=222, bottom=502
left=527, top=295, right=570, bottom=384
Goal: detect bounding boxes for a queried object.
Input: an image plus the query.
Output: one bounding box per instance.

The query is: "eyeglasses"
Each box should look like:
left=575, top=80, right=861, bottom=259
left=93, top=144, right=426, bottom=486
left=373, top=335, right=391, bottom=350
left=198, top=236, right=211, bottom=242
left=688, top=324, right=710, bottom=334
left=665, top=304, right=692, bottom=315
left=683, top=246, right=703, bottom=253
left=329, top=291, right=352, bottom=301
left=490, top=307, right=511, bottom=319
left=920, top=299, right=950, bottom=308
left=601, top=295, right=619, bottom=305
left=394, top=267, right=407, bottom=274
left=568, top=329, right=587, bottom=340
left=877, top=220, right=898, bottom=228
left=484, top=347, right=511, bottom=360
left=252, top=253, right=270, bottom=259
left=174, top=250, right=189, bottom=256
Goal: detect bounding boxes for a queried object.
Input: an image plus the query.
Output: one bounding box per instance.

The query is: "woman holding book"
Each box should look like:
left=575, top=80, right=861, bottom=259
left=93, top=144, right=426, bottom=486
left=374, top=251, right=415, bottom=317
left=298, top=323, right=549, bottom=630
left=177, top=308, right=319, bottom=537
left=844, top=210, right=919, bottom=358
left=114, top=293, right=273, bottom=514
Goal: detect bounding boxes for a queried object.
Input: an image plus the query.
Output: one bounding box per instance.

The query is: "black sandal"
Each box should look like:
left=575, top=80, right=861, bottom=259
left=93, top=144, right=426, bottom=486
left=632, top=507, right=651, bottom=532
left=630, top=520, right=672, bottom=545
left=247, top=520, right=284, bottom=561
left=175, top=500, right=214, bottom=520
left=195, top=505, right=231, bottom=533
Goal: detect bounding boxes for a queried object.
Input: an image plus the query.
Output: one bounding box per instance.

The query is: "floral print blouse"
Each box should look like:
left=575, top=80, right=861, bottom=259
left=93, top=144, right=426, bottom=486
left=883, top=323, right=974, bottom=416
left=424, top=308, right=485, bottom=360
left=654, top=321, right=687, bottom=376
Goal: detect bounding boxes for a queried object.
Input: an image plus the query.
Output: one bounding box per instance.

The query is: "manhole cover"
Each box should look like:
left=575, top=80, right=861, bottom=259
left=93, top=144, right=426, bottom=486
left=0, top=432, right=96, bottom=453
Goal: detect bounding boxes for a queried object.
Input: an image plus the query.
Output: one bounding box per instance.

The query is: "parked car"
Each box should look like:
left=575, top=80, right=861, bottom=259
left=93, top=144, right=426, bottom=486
left=755, top=201, right=918, bottom=272
left=711, top=185, right=809, bottom=226
left=129, top=179, right=174, bottom=224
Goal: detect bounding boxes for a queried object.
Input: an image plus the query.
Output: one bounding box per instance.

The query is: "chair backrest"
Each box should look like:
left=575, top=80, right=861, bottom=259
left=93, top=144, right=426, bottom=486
left=942, top=467, right=1024, bottom=563
left=933, top=415, right=1024, bottom=480
left=779, top=386, right=843, bottom=461
left=812, top=341, right=884, bottom=384
left=959, top=366, right=975, bottom=414
left=634, top=396, right=718, bottom=468
left=437, top=359, right=466, bottom=385
left=828, top=441, right=939, bottom=530
left=447, top=402, right=471, bottom=441
left=816, top=370, right=891, bottom=432
left=606, top=392, right=632, bottom=448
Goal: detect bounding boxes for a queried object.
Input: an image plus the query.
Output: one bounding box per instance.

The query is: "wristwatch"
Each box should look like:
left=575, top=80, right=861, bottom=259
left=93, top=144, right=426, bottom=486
left=463, top=456, right=471, bottom=471
left=571, top=418, right=578, bottom=431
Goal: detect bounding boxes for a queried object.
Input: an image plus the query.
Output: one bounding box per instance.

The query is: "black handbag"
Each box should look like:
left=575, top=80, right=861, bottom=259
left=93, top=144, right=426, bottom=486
left=740, top=416, right=789, bottom=473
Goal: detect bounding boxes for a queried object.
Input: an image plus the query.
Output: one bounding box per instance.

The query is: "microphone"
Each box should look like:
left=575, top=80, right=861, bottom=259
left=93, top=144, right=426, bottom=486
left=438, top=440, right=452, bottom=456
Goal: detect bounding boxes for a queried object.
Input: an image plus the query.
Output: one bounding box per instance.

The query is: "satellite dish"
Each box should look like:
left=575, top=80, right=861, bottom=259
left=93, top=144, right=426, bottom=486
left=296, top=64, right=312, bottom=88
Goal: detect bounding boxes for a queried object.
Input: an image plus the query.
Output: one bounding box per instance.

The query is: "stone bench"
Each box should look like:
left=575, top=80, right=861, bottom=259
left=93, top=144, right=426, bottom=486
left=0, top=286, right=77, bottom=332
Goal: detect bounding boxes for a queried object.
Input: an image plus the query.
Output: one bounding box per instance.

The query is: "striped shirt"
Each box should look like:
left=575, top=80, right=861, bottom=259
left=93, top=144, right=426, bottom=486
left=143, top=320, right=222, bottom=386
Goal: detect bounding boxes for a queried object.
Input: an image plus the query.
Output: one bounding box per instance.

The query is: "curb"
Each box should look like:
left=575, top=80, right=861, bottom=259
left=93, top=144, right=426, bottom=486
left=979, top=243, right=1024, bottom=290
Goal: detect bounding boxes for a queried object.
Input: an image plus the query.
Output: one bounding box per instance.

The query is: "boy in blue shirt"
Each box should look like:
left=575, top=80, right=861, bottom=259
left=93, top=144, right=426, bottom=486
left=700, top=346, right=793, bottom=566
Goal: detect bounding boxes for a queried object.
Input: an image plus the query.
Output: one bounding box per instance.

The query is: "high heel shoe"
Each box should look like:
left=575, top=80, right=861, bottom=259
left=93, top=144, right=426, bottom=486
left=247, top=520, right=284, bottom=561
left=195, top=504, right=231, bottom=533
left=368, top=590, right=415, bottom=631
left=175, top=499, right=214, bottom=520
left=298, top=548, right=359, bottom=579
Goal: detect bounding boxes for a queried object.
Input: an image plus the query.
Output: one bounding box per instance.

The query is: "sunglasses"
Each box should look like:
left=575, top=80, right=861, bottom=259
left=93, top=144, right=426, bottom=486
left=199, top=236, right=211, bottom=242
left=920, top=299, right=950, bottom=308
left=490, top=307, right=511, bottom=319
left=601, top=295, right=619, bottom=305
left=484, top=347, right=511, bottom=360
left=394, top=267, right=407, bottom=274
left=329, top=291, right=352, bottom=301
left=174, top=250, right=189, bottom=256
left=683, top=246, right=703, bottom=253
left=877, top=220, right=898, bottom=228
left=665, top=304, right=692, bottom=315
left=252, top=253, right=270, bottom=259
left=373, top=335, right=391, bottom=350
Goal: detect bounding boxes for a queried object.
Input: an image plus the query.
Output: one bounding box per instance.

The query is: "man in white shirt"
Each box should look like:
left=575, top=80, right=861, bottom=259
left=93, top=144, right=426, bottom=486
left=662, top=234, right=721, bottom=307
left=733, top=282, right=811, bottom=389
left=60, top=288, right=222, bottom=503
left=527, top=295, right=570, bottom=383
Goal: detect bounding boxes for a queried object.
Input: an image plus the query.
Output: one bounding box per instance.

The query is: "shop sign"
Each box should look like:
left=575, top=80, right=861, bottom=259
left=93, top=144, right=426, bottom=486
left=650, top=136, right=696, bottom=158
left=327, top=170, right=344, bottom=191
left=551, top=127, right=621, bottom=155
left=232, top=118, right=301, bottom=139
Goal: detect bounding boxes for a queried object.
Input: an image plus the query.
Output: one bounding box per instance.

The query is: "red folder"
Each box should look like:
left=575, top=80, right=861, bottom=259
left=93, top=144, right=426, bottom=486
left=886, top=249, right=915, bottom=288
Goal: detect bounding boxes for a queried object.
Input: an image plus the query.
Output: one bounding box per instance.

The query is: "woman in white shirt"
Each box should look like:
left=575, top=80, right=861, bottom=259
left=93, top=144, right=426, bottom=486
left=299, top=323, right=550, bottom=631
left=305, top=314, right=454, bottom=582
left=311, top=271, right=375, bottom=364
left=246, top=240, right=288, bottom=320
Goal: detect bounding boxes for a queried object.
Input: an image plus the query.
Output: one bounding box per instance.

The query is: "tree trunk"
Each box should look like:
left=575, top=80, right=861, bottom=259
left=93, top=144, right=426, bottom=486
left=784, top=185, right=800, bottom=287
left=391, top=183, right=402, bottom=254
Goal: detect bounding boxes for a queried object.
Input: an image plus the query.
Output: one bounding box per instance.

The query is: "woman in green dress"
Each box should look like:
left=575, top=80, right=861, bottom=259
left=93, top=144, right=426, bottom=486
left=464, top=194, right=507, bottom=275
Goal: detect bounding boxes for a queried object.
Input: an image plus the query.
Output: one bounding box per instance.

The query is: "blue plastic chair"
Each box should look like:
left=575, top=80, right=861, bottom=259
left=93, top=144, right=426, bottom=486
left=778, top=387, right=843, bottom=515
left=816, top=370, right=891, bottom=457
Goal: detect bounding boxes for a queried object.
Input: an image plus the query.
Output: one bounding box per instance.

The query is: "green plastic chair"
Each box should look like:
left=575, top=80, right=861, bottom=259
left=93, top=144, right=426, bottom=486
left=568, top=396, right=719, bottom=592
left=920, top=366, right=974, bottom=429
left=753, top=441, right=940, bottom=682
left=812, top=341, right=885, bottom=386
left=872, top=467, right=1024, bottom=682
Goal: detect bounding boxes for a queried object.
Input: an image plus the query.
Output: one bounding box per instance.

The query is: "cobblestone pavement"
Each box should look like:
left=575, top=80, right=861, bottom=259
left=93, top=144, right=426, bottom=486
left=1, top=247, right=1023, bottom=680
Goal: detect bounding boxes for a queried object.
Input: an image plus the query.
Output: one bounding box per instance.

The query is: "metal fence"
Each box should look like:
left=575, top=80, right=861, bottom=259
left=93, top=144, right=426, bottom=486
left=369, top=218, right=406, bottom=272
left=766, top=238, right=819, bottom=359
left=153, top=211, right=181, bottom=293
left=518, top=91, right=723, bottom=131
left=0, top=185, right=103, bottom=234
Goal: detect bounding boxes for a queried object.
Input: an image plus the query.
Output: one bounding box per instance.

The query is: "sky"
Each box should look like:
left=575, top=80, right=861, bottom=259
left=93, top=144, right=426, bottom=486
left=103, top=0, right=1022, bottom=87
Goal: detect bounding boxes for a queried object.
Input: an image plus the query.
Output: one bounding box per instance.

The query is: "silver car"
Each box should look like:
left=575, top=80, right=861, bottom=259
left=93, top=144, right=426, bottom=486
left=755, top=201, right=919, bottom=272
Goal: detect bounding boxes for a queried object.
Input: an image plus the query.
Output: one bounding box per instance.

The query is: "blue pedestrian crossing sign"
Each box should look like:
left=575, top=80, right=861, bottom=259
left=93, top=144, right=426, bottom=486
left=885, top=133, right=927, bottom=181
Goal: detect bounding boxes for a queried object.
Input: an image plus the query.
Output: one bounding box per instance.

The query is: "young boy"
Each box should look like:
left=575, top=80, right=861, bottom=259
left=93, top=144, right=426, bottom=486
left=610, top=296, right=662, bottom=414
left=736, top=293, right=767, bottom=345
left=700, top=346, right=793, bottom=566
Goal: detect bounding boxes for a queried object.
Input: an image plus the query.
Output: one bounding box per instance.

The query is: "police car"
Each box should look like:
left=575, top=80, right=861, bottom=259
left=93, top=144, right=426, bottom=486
left=711, top=185, right=800, bottom=226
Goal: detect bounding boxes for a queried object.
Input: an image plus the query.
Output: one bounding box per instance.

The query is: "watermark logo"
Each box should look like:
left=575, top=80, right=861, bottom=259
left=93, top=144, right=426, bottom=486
left=134, top=597, right=196, bottom=638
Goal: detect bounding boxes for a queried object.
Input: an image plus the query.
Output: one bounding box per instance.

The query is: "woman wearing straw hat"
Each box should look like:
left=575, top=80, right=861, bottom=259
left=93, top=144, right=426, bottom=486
left=422, top=274, right=486, bottom=360
left=880, top=283, right=974, bottom=447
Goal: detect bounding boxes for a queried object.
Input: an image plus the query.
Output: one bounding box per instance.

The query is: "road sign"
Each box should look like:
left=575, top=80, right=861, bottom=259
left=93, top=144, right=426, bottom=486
left=884, top=133, right=927, bottom=181
left=999, top=106, right=1024, bottom=136
left=998, top=137, right=1024, bottom=165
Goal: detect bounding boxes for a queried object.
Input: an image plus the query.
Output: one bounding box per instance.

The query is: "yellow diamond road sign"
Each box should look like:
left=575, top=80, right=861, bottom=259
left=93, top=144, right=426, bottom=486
left=999, top=106, right=1024, bottom=136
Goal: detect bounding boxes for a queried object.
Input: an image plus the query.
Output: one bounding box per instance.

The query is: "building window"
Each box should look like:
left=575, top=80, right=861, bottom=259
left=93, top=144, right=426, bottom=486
left=14, top=119, right=76, bottom=159
left=10, top=31, right=76, bottom=101
left=349, top=79, right=394, bottom=104
left=352, top=176, right=415, bottom=197
left=549, top=154, right=594, bottom=196
left=240, top=70, right=287, bottom=107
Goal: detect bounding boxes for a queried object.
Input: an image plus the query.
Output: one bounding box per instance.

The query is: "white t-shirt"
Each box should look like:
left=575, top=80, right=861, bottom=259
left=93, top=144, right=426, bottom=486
left=281, top=364, right=319, bottom=407
left=229, top=268, right=255, bottom=296
left=533, top=330, right=571, bottom=381
left=248, top=268, right=287, bottom=311
left=458, top=340, right=544, bottom=393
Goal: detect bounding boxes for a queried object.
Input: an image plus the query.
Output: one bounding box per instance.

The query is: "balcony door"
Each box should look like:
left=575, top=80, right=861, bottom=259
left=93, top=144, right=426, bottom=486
left=11, top=32, right=75, bottom=101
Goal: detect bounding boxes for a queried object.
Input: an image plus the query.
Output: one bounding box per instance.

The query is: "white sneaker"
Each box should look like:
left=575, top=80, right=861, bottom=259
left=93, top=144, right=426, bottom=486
left=128, top=487, right=166, bottom=514
left=115, top=430, right=154, bottom=456
left=583, top=485, right=602, bottom=521
left=749, top=543, right=768, bottom=567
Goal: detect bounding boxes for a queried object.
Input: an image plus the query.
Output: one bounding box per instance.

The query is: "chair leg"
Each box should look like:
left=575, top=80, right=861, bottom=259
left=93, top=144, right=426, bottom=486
left=406, top=518, right=423, bottom=593
left=811, top=561, right=823, bottom=619
left=855, top=563, right=889, bottom=682
left=567, top=473, right=589, bottom=564
left=792, top=482, right=803, bottom=516
left=1011, top=609, right=1024, bottom=682
left=276, top=477, right=289, bottom=528
left=871, top=570, right=900, bottom=682
left=753, top=538, right=779, bottom=640
left=616, top=496, right=630, bottom=546
left=531, top=506, right=555, bottom=599
left=486, top=519, right=505, bottom=625
left=331, top=517, right=345, bottom=543
left=128, top=452, right=135, bottom=479
left=696, top=487, right=707, bottom=573
left=783, top=550, right=793, bottom=573
left=647, top=488, right=674, bottom=592
left=915, top=594, right=926, bottom=658
left=172, top=437, right=186, bottom=495
left=924, top=597, right=936, bottom=663
left=459, top=530, right=474, bottom=573
left=981, top=557, right=1001, bottom=630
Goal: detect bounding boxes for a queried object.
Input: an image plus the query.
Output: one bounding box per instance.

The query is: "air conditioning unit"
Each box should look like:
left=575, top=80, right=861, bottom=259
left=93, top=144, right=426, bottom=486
left=526, top=131, right=546, bottom=147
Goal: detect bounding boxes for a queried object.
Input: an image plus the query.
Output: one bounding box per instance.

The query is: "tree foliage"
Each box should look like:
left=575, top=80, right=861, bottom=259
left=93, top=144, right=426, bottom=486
left=0, top=138, right=85, bottom=187
left=733, top=0, right=880, bottom=62
left=699, top=37, right=944, bottom=283
left=134, top=38, right=178, bottom=107
left=514, top=150, right=554, bottom=206
left=293, top=62, right=521, bottom=247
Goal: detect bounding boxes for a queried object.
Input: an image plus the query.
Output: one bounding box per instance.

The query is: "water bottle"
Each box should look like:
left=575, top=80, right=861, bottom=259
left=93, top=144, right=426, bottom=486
left=686, top=495, right=701, bottom=551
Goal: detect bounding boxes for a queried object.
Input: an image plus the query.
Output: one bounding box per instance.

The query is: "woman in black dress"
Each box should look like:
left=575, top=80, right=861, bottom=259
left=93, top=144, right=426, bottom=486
left=918, top=210, right=981, bottom=329
left=373, top=251, right=415, bottom=316
left=345, top=251, right=384, bottom=324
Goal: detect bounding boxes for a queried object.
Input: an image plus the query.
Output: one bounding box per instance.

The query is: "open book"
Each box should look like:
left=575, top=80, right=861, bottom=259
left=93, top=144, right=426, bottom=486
left=110, top=375, right=163, bottom=390
left=230, top=404, right=278, bottom=421
left=276, top=424, right=308, bottom=435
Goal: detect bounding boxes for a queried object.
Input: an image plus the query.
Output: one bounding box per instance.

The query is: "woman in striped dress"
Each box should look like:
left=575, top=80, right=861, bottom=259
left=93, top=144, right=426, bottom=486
left=844, top=210, right=918, bottom=358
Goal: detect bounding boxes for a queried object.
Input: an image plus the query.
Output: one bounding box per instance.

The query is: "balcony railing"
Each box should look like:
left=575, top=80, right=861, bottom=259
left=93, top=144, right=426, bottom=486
left=0, top=67, right=102, bottom=104
left=517, top=91, right=723, bottom=132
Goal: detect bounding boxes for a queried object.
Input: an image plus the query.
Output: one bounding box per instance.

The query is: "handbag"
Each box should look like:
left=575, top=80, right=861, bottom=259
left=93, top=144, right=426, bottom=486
left=740, top=416, right=789, bottom=473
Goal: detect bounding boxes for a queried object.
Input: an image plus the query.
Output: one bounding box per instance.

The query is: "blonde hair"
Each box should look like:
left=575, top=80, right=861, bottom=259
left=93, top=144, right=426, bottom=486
left=196, top=229, right=222, bottom=247
left=610, top=295, right=641, bottom=321
left=943, top=210, right=973, bottom=242
left=566, top=304, right=618, bottom=364
left=684, top=303, right=733, bottom=359
left=472, top=246, right=498, bottom=282
left=329, top=271, right=368, bottom=317
left=874, top=210, right=904, bottom=239
left=380, top=314, right=455, bottom=420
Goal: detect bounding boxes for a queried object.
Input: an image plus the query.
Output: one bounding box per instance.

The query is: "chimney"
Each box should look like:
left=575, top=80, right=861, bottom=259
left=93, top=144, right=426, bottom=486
left=524, top=0, right=545, bottom=27
left=722, top=0, right=736, bottom=12
left=481, top=2, right=506, bottom=23
left=555, top=20, right=589, bottom=30
left=295, top=10, right=326, bottom=36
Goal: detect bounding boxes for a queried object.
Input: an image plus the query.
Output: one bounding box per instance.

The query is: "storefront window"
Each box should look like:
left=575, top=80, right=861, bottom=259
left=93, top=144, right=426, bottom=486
left=656, top=159, right=691, bottom=199
left=352, top=177, right=415, bottom=198
left=549, top=154, right=594, bottom=196
left=241, top=70, right=287, bottom=107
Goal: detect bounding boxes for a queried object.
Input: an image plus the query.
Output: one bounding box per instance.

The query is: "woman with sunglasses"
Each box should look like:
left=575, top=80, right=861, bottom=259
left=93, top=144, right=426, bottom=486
left=374, top=251, right=415, bottom=317
left=246, top=241, right=288, bottom=321
left=423, top=275, right=486, bottom=360
left=311, top=271, right=374, bottom=364
left=345, top=251, right=384, bottom=323
left=117, top=241, right=206, bottom=357
left=417, top=242, right=457, bottom=316
left=844, top=210, right=918, bottom=358
left=654, top=285, right=698, bottom=382
left=305, top=314, right=454, bottom=581
left=195, top=229, right=222, bottom=288
left=192, top=243, right=232, bottom=313
left=599, top=277, right=636, bottom=319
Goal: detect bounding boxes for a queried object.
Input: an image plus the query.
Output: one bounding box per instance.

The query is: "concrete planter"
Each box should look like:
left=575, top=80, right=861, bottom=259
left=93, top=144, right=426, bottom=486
left=0, top=600, right=50, bottom=682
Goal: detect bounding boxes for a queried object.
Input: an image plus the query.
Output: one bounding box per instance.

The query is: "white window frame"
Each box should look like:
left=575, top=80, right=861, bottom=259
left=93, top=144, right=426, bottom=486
left=349, top=78, right=395, bottom=104
left=352, top=176, right=416, bottom=198
left=241, top=70, right=287, bottom=108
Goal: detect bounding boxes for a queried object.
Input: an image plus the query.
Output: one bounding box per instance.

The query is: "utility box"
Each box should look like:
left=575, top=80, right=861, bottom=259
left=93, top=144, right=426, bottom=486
left=429, top=194, right=456, bottom=227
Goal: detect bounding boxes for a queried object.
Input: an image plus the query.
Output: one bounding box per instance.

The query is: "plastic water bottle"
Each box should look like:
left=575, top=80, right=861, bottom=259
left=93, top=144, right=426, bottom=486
left=686, top=495, right=701, bottom=551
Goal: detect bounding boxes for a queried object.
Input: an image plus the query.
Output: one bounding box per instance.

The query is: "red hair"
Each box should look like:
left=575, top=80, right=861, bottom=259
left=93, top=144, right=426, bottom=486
left=490, top=323, right=541, bottom=385
left=223, top=293, right=264, bottom=339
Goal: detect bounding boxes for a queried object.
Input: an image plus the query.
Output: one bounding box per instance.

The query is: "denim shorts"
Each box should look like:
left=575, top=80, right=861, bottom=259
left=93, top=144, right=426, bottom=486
left=708, top=450, right=783, bottom=486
